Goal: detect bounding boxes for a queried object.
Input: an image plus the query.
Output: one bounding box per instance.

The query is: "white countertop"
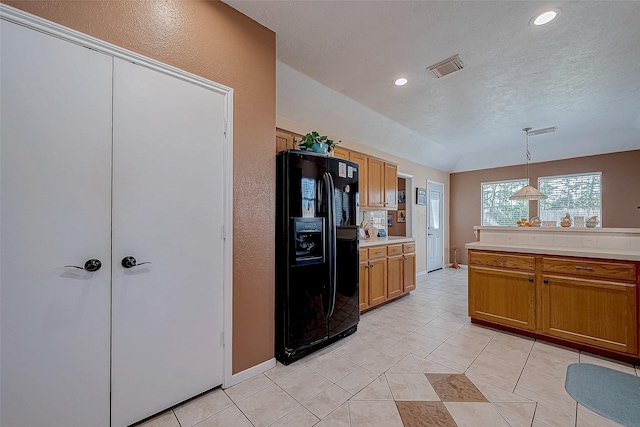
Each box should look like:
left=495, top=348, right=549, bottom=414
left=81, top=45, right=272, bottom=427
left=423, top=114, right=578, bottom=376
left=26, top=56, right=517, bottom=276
left=468, top=226, right=640, bottom=261
left=474, top=226, right=640, bottom=234
left=359, top=236, right=415, bottom=247
left=466, top=242, right=640, bottom=262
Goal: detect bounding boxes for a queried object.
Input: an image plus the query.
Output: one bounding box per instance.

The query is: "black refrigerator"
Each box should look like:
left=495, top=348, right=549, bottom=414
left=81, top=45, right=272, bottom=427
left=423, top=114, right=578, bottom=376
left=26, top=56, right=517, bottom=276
left=276, top=150, right=360, bottom=365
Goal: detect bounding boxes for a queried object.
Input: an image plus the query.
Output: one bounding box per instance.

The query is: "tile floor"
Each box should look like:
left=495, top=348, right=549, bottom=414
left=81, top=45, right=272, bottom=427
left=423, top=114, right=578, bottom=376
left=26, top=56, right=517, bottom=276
left=139, top=267, right=639, bottom=427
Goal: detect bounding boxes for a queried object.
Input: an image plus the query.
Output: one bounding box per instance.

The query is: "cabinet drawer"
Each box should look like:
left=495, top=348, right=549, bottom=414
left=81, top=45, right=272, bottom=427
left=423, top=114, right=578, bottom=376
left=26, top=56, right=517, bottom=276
left=387, top=244, right=403, bottom=256
left=368, top=246, right=386, bottom=259
left=359, top=248, right=368, bottom=261
left=542, top=257, right=636, bottom=281
left=469, top=251, right=535, bottom=271
left=403, top=243, right=416, bottom=254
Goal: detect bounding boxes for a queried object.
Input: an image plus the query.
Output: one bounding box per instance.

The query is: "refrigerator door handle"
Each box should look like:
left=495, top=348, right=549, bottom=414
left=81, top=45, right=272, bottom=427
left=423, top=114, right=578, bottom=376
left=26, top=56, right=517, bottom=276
left=325, top=172, right=337, bottom=318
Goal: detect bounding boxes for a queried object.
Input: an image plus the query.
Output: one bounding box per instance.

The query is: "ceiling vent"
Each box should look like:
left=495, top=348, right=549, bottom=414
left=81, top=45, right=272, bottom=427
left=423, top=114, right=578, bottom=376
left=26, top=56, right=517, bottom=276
left=427, top=54, right=464, bottom=78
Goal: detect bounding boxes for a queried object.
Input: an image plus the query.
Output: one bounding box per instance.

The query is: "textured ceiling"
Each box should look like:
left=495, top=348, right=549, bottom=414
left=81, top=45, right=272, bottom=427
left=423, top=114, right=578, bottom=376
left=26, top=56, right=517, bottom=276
left=223, top=0, right=640, bottom=172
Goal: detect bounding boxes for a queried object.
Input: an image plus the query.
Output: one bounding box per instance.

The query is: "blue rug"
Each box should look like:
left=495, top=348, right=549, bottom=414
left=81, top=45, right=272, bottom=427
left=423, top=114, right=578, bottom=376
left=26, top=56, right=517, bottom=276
left=565, top=363, right=640, bottom=427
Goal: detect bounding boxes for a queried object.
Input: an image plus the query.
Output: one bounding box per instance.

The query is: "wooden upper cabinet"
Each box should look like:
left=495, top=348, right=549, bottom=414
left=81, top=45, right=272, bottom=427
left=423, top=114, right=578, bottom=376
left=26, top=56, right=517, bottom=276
left=367, top=157, right=385, bottom=208
left=349, top=151, right=368, bottom=207
left=384, top=163, right=398, bottom=210
left=276, top=130, right=294, bottom=153
left=333, top=147, right=349, bottom=160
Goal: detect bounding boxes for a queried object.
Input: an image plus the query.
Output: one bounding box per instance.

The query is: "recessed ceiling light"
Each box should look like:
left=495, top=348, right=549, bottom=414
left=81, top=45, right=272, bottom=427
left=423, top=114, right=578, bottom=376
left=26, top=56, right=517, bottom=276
left=533, top=10, right=557, bottom=26
left=394, top=78, right=408, bottom=86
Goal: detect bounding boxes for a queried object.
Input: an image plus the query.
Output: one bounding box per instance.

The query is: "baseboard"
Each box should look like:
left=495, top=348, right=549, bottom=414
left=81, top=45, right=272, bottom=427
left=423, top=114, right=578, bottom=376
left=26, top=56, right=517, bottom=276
left=225, top=358, right=276, bottom=388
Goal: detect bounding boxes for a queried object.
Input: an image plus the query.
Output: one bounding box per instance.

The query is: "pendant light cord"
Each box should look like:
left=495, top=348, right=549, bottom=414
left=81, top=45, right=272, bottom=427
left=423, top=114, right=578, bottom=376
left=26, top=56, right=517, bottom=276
left=523, top=127, right=532, bottom=183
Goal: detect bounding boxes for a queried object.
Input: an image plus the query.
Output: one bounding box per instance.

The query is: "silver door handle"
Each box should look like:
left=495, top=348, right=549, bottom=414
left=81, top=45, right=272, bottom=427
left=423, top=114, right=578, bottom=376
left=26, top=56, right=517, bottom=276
left=121, top=256, right=151, bottom=269
left=65, top=259, right=102, bottom=272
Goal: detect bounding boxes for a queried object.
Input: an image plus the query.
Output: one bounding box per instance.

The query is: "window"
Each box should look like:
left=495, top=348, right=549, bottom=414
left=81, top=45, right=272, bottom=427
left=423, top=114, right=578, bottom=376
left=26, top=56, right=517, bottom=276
left=538, top=172, right=601, bottom=225
left=482, top=179, right=529, bottom=226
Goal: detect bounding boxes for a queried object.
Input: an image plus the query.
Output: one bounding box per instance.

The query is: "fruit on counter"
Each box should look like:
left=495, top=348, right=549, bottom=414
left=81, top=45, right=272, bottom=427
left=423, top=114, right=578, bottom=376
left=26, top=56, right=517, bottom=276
left=516, top=218, right=532, bottom=227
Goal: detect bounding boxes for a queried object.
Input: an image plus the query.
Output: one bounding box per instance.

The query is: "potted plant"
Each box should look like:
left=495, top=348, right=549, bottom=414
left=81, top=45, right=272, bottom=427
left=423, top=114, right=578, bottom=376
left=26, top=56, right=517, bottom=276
left=298, top=131, right=340, bottom=154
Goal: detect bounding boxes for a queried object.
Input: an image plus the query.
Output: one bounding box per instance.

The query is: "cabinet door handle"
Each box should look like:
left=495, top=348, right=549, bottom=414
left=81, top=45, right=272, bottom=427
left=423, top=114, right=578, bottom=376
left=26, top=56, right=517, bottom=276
left=528, top=277, right=534, bottom=282
left=493, top=259, right=506, bottom=263
left=575, top=266, right=594, bottom=271
left=543, top=279, right=549, bottom=284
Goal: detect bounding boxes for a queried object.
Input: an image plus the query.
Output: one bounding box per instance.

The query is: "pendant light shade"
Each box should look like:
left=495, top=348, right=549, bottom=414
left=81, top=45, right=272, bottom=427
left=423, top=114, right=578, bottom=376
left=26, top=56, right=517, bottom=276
left=509, top=127, right=548, bottom=201
left=509, top=185, right=548, bottom=200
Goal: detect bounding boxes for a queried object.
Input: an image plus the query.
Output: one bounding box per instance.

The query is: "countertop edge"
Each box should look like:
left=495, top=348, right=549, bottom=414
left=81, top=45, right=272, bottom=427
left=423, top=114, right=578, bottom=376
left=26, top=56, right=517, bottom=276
left=465, top=242, right=640, bottom=262
left=360, top=237, right=416, bottom=247
left=473, top=226, right=640, bottom=234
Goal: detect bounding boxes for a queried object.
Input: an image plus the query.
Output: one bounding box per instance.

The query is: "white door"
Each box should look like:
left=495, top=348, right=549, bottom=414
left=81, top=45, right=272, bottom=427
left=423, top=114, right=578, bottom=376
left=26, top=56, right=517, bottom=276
left=427, top=181, right=444, bottom=272
left=111, top=58, right=226, bottom=426
left=1, top=20, right=112, bottom=426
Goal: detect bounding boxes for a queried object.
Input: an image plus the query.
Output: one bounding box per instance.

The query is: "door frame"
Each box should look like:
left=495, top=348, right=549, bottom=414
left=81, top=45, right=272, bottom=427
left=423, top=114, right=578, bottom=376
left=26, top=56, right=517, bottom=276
left=1, top=4, right=235, bottom=388
left=427, top=180, right=445, bottom=272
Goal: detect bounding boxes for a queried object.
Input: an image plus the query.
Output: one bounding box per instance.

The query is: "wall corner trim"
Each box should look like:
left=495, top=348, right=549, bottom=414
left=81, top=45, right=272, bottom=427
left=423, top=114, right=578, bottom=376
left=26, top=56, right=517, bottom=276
left=225, top=358, right=276, bottom=388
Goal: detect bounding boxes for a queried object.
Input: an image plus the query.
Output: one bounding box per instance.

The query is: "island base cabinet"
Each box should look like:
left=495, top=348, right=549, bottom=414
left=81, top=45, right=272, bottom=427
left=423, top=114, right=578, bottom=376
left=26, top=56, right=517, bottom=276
left=542, top=275, right=637, bottom=355
left=469, top=266, right=535, bottom=331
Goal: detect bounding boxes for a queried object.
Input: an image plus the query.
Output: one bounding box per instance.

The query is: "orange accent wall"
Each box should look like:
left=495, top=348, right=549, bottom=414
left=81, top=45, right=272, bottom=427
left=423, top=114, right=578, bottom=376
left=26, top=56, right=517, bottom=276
left=451, top=150, right=640, bottom=264
left=3, top=0, right=276, bottom=374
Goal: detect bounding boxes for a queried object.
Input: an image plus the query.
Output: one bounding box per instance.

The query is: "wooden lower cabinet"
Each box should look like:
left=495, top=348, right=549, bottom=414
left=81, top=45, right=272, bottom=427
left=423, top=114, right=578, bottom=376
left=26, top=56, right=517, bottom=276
left=387, top=255, right=403, bottom=299
left=359, top=261, right=369, bottom=311
left=403, top=253, right=416, bottom=292
left=469, top=249, right=640, bottom=360
left=368, top=258, right=387, bottom=307
left=469, top=266, right=536, bottom=331
left=542, top=274, right=637, bottom=354
left=361, top=242, right=417, bottom=312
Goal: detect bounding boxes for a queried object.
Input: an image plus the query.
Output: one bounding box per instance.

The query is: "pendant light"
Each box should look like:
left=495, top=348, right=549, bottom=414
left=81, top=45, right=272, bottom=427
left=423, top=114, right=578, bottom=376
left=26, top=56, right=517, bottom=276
left=509, top=127, right=548, bottom=200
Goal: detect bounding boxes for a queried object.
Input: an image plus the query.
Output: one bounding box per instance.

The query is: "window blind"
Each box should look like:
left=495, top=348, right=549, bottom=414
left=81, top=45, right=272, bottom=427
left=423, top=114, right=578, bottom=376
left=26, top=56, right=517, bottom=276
left=482, top=179, right=529, bottom=226
left=538, top=172, right=602, bottom=225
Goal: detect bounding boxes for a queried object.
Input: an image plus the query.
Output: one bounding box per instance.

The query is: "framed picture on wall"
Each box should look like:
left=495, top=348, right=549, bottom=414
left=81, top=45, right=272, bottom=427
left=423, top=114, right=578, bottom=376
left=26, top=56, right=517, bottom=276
left=397, top=190, right=406, bottom=203
left=416, top=187, right=427, bottom=205
left=397, top=210, right=406, bottom=223
left=388, top=214, right=393, bottom=227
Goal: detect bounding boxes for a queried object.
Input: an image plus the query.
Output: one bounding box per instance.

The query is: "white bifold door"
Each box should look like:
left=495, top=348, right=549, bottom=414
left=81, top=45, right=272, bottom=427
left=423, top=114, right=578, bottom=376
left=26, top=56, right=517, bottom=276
left=1, top=18, right=226, bottom=427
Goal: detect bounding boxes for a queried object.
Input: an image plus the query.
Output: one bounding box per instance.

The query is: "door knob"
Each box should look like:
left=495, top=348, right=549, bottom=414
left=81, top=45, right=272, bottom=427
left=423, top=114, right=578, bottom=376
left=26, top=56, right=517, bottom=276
left=65, top=259, right=102, bottom=272
left=121, top=256, right=151, bottom=269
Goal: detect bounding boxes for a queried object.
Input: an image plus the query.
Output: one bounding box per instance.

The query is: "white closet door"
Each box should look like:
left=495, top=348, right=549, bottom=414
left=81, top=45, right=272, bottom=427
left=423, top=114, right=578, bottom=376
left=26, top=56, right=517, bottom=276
left=0, top=20, right=112, bottom=427
left=111, top=58, right=225, bottom=426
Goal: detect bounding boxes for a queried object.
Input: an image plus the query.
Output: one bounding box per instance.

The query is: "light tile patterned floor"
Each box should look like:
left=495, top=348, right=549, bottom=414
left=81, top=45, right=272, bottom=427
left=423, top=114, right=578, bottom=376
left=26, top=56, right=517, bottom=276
left=138, top=268, right=638, bottom=427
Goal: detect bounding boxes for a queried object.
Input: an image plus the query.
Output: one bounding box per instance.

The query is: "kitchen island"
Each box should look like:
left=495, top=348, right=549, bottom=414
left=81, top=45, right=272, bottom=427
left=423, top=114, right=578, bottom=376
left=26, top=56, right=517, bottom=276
left=359, top=236, right=416, bottom=312
left=466, top=226, right=640, bottom=363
